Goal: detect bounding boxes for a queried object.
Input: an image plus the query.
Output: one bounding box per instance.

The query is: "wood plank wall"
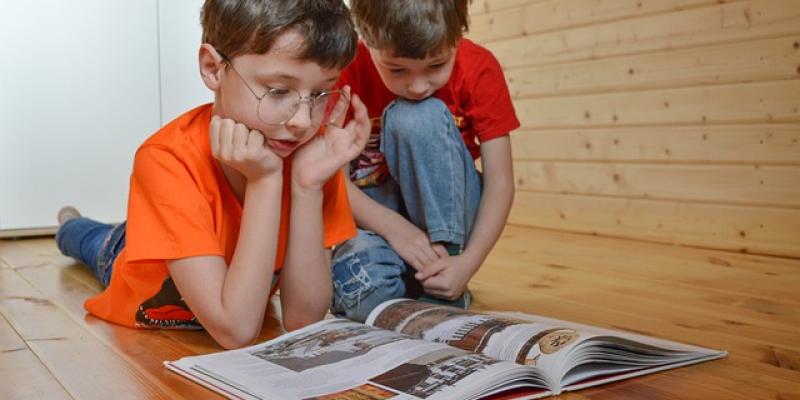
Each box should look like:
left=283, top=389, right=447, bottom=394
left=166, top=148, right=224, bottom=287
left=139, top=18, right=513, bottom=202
left=467, top=0, right=800, bottom=258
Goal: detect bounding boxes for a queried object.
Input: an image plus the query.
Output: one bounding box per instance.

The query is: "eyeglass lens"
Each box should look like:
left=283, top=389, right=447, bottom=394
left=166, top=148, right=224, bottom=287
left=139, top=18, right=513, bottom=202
left=257, top=90, right=345, bottom=125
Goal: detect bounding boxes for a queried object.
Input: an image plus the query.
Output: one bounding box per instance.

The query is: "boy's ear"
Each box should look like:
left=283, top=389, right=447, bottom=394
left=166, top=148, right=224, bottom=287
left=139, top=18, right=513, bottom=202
left=199, top=43, right=225, bottom=91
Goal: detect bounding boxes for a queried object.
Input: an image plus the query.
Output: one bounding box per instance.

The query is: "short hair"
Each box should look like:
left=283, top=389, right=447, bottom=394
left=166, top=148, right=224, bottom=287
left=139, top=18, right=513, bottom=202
left=201, top=0, right=357, bottom=69
left=349, top=0, right=470, bottom=59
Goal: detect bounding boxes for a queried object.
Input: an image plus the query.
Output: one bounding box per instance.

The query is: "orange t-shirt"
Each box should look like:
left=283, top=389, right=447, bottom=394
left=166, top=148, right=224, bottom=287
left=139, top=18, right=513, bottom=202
left=84, top=104, right=356, bottom=329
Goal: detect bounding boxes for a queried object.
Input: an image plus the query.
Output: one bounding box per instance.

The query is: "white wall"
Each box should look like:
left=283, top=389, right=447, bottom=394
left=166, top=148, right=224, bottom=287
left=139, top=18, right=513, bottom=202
left=0, top=0, right=210, bottom=236
left=159, top=0, right=212, bottom=123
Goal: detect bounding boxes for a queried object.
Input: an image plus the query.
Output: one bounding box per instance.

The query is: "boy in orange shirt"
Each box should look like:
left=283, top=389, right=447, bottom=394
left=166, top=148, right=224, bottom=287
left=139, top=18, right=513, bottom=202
left=55, top=0, right=369, bottom=349
left=331, top=0, right=519, bottom=321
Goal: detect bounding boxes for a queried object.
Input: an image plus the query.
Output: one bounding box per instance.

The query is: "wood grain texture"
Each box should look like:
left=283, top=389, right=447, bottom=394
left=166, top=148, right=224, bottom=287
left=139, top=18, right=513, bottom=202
left=509, top=191, right=800, bottom=257
left=510, top=124, right=800, bottom=164
left=0, top=267, right=177, bottom=400
left=0, top=313, right=72, bottom=400
left=2, top=2, right=799, bottom=399
left=472, top=0, right=800, bottom=256
left=505, top=35, right=800, bottom=99
left=470, top=0, right=544, bottom=16
left=470, top=0, right=725, bottom=43
left=513, top=161, right=800, bottom=208
left=514, top=80, right=800, bottom=128
left=1, top=227, right=798, bottom=399
left=482, top=0, right=800, bottom=69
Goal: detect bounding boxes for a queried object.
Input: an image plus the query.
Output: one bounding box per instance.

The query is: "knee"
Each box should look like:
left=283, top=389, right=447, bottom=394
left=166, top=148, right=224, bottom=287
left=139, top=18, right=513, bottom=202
left=331, top=232, right=406, bottom=322
left=331, top=255, right=406, bottom=322
left=382, top=97, right=452, bottom=144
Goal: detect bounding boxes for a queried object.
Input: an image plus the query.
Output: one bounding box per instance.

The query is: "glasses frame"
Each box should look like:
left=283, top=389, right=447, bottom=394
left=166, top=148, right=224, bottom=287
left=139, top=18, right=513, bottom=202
left=217, top=50, right=347, bottom=126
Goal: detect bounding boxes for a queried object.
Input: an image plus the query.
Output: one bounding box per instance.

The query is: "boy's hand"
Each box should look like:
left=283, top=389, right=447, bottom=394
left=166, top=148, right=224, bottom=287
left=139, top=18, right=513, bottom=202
left=415, top=254, right=476, bottom=301
left=292, top=87, right=369, bottom=190
left=385, top=221, right=448, bottom=272
left=210, top=116, right=282, bottom=181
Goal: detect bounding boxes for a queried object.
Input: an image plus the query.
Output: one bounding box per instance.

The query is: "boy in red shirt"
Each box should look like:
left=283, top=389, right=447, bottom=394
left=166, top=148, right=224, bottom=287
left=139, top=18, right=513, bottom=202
left=331, top=0, right=520, bottom=321
left=55, top=0, right=369, bottom=349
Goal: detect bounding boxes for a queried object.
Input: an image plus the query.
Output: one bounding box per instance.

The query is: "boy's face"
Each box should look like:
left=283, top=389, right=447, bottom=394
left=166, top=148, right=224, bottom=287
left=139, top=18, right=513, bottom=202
left=367, top=45, right=456, bottom=100
left=212, top=31, right=341, bottom=158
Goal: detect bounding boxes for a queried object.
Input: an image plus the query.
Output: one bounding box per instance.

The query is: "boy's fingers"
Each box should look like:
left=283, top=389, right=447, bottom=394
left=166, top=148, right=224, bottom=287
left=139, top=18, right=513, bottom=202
left=351, top=95, right=369, bottom=129
left=209, top=116, right=221, bottom=156
left=407, top=256, right=426, bottom=273
left=420, top=275, right=447, bottom=292
left=413, top=246, right=434, bottom=268
left=219, top=119, right=235, bottom=159
left=351, top=95, right=370, bottom=148
left=344, top=94, right=367, bottom=131
left=432, top=243, right=448, bottom=258
left=421, top=245, right=440, bottom=265
left=247, top=129, right=265, bottom=157
left=248, top=129, right=264, bottom=147
left=410, top=263, right=423, bottom=274
left=232, top=123, right=248, bottom=156
left=328, top=85, right=350, bottom=128
left=416, top=259, right=447, bottom=281
left=339, top=101, right=370, bottom=160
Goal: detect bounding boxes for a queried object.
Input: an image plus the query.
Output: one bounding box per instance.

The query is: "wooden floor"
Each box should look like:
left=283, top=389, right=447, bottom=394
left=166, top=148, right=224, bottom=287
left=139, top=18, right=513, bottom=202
left=1, top=225, right=798, bottom=399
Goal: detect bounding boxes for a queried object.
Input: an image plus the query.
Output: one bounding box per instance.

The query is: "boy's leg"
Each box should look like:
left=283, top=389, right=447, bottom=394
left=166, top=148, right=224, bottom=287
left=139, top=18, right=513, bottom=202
left=379, top=98, right=481, bottom=307
left=380, top=97, right=481, bottom=248
left=56, top=216, right=126, bottom=287
left=331, top=229, right=409, bottom=322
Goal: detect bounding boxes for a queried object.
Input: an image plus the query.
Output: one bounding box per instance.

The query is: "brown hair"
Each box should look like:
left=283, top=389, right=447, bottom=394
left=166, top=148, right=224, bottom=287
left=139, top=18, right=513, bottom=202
left=349, top=0, right=470, bottom=59
left=201, top=0, right=357, bottom=69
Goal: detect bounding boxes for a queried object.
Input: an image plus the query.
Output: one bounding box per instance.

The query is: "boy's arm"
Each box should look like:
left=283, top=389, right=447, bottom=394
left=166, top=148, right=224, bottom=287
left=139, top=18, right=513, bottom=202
left=168, top=176, right=282, bottom=349
left=168, top=117, right=284, bottom=350
left=280, top=91, right=370, bottom=330
left=346, top=179, right=446, bottom=271
left=278, top=183, right=330, bottom=331
left=415, top=136, right=515, bottom=300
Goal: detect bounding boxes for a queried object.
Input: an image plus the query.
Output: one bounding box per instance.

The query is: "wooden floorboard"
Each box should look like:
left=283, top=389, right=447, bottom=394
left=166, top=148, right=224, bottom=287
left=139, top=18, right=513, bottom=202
left=0, top=226, right=798, bottom=399
left=0, top=312, right=72, bottom=400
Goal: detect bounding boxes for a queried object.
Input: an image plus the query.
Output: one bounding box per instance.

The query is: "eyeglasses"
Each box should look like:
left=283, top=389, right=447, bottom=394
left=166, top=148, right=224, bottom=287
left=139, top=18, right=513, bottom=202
left=218, top=51, right=347, bottom=126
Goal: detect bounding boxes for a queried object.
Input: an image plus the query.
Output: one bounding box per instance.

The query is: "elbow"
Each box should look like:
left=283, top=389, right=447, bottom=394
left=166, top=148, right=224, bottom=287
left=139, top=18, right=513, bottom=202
left=281, top=289, right=331, bottom=332
left=212, top=326, right=260, bottom=350
left=282, top=312, right=325, bottom=332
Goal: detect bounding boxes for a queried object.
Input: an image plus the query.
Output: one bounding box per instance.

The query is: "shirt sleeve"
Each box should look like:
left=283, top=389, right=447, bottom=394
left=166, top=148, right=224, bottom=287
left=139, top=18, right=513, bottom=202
left=125, top=145, right=222, bottom=261
left=465, top=50, right=521, bottom=143
left=321, top=168, right=357, bottom=247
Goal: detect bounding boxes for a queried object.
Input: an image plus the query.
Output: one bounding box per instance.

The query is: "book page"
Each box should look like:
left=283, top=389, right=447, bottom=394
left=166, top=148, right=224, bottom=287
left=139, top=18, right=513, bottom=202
left=166, top=318, right=550, bottom=400
left=365, top=299, right=724, bottom=388
left=366, top=300, right=585, bottom=372
left=492, top=311, right=726, bottom=390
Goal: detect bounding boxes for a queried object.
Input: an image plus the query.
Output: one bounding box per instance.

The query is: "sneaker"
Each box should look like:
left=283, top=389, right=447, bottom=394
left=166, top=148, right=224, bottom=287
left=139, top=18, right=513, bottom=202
left=417, top=289, right=472, bottom=309
left=57, top=206, right=81, bottom=226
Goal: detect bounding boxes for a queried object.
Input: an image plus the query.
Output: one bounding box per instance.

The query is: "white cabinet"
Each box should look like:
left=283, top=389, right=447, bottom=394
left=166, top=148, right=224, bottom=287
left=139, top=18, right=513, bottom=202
left=0, top=0, right=210, bottom=236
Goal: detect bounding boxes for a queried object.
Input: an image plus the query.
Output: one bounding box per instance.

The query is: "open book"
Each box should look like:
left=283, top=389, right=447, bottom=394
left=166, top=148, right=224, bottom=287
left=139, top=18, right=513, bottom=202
left=165, top=299, right=726, bottom=400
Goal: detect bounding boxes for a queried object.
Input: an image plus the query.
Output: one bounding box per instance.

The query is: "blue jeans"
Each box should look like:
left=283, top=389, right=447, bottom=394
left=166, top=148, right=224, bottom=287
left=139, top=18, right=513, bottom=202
left=56, top=217, right=126, bottom=287
left=332, top=97, right=482, bottom=322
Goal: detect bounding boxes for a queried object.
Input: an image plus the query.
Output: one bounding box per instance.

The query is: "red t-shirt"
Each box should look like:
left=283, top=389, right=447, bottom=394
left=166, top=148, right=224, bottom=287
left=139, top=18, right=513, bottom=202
left=84, top=104, right=356, bottom=329
left=339, top=38, right=520, bottom=187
